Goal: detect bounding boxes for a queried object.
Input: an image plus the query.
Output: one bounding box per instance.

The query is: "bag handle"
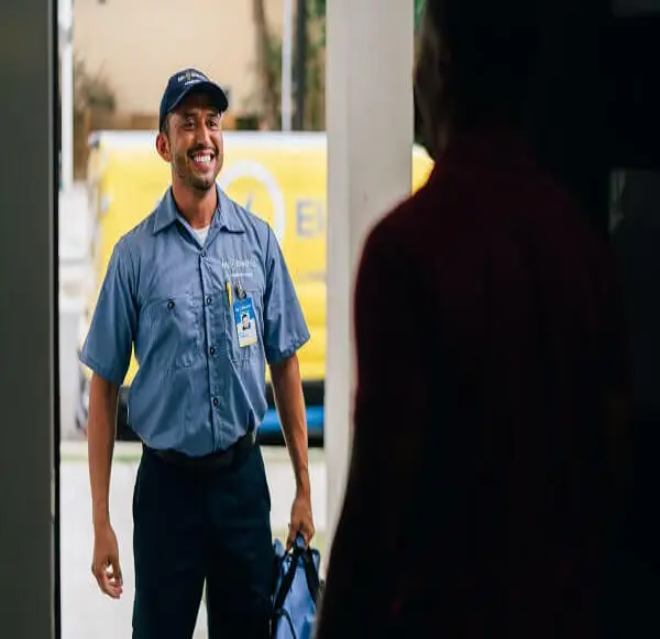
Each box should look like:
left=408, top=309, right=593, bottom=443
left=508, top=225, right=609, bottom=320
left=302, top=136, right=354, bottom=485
left=300, top=543, right=320, bottom=603
left=273, top=608, right=298, bottom=639
left=273, top=536, right=304, bottom=613
left=272, top=534, right=321, bottom=614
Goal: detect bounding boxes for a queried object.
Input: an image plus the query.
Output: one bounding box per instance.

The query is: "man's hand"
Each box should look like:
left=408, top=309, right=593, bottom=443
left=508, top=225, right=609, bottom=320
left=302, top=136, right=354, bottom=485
left=271, top=354, right=315, bottom=549
left=287, top=489, right=315, bottom=549
left=91, top=522, right=123, bottom=599
left=87, top=373, right=121, bottom=597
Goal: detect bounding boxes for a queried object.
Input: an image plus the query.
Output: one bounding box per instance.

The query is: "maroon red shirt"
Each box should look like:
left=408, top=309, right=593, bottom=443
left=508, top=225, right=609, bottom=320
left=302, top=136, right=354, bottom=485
left=316, top=129, right=628, bottom=638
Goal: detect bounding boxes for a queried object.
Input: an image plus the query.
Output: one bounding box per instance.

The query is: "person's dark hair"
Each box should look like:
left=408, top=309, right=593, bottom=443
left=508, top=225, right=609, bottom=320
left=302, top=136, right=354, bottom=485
left=425, top=0, right=540, bottom=128
left=160, top=114, right=170, bottom=135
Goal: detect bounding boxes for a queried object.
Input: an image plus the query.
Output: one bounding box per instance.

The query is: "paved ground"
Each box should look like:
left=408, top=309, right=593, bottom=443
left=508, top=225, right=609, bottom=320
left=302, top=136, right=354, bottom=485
left=60, top=442, right=327, bottom=639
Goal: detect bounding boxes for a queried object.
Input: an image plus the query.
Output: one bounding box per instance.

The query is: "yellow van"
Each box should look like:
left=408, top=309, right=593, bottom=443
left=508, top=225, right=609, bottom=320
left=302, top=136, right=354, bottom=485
left=76, top=130, right=434, bottom=444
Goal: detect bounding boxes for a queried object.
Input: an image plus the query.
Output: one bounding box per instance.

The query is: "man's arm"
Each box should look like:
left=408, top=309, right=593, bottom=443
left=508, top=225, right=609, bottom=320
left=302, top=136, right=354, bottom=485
left=87, top=376, right=124, bottom=598
left=261, top=226, right=314, bottom=546
left=271, top=354, right=311, bottom=498
left=271, top=354, right=315, bottom=547
left=87, top=374, right=119, bottom=530
left=82, top=240, right=136, bottom=524
left=79, top=239, right=136, bottom=598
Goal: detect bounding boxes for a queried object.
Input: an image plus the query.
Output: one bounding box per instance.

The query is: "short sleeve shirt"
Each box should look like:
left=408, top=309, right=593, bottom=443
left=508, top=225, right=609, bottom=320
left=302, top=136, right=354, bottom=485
left=80, top=185, right=310, bottom=455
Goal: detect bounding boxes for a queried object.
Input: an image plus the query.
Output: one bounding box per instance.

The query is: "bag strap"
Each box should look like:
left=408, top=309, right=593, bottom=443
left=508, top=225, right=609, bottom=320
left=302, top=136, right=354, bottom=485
left=272, top=608, right=298, bottom=639
left=272, top=536, right=321, bottom=613
left=300, top=548, right=320, bottom=603
left=273, top=543, right=304, bottom=614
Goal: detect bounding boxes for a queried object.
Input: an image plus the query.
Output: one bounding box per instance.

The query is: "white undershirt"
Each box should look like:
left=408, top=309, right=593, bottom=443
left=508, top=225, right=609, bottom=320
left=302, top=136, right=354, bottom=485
left=192, top=225, right=210, bottom=246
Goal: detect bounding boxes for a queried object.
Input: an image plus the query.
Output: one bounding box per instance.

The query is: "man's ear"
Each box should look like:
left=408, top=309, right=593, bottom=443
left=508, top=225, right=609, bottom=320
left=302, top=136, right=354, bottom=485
left=156, top=131, right=171, bottom=162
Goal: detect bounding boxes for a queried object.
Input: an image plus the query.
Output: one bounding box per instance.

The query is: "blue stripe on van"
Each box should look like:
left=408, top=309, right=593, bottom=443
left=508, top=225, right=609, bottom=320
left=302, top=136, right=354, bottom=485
left=259, top=406, right=324, bottom=434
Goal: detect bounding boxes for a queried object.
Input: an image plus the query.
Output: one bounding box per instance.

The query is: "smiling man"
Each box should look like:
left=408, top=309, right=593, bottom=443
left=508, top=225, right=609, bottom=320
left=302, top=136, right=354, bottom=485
left=81, top=68, right=314, bottom=638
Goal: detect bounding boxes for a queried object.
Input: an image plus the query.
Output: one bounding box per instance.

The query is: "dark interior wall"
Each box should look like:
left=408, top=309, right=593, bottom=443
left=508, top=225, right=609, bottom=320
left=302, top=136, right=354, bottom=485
left=529, top=0, right=660, bottom=232
left=0, top=0, right=58, bottom=637
left=526, top=1, right=610, bottom=235
left=414, top=0, right=660, bottom=235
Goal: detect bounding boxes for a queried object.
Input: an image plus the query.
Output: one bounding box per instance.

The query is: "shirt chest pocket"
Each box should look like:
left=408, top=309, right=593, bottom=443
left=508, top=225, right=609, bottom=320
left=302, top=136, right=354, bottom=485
left=224, top=285, right=264, bottom=363
left=144, top=293, right=200, bottom=370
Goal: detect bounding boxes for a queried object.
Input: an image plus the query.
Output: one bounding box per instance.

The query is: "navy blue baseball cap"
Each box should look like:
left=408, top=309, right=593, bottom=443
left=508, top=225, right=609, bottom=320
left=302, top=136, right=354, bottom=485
left=159, top=68, right=229, bottom=131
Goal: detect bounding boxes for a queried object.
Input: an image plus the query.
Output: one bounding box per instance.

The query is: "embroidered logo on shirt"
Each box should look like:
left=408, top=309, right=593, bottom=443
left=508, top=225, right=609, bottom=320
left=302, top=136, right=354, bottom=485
left=220, top=256, right=259, bottom=279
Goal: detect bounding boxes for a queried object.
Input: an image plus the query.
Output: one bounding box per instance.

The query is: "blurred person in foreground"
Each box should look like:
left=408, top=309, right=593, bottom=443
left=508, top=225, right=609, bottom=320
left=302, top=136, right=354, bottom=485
left=314, top=1, right=629, bottom=637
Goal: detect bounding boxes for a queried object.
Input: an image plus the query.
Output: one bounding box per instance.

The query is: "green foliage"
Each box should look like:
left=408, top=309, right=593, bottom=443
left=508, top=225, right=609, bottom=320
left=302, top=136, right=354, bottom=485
left=308, top=0, right=325, bottom=19
left=256, top=0, right=426, bottom=130
left=73, top=55, right=116, bottom=112
left=415, top=0, right=425, bottom=31
left=307, top=0, right=327, bottom=48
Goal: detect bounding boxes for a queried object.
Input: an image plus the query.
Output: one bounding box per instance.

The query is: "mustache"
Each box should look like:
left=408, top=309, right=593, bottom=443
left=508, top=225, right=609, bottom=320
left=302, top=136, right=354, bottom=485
left=188, top=145, right=218, bottom=156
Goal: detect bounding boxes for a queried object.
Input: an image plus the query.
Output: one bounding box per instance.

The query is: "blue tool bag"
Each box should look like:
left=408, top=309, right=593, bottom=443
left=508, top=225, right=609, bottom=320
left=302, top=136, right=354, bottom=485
left=271, top=535, right=323, bottom=639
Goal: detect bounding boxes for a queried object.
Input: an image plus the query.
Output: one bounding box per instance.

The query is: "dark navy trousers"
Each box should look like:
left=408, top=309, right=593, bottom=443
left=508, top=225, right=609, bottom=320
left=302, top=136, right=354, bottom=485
left=131, top=443, right=274, bottom=639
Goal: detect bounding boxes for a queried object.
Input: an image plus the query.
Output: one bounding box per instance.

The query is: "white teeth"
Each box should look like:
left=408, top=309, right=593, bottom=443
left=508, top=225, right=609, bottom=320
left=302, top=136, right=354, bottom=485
left=193, top=154, right=211, bottom=164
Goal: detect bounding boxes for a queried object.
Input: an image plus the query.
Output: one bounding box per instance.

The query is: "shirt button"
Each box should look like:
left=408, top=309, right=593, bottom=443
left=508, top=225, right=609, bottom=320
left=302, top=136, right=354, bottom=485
left=167, top=299, right=175, bottom=309
left=206, top=296, right=212, bottom=305
left=201, top=250, right=207, bottom=258
left=212, top=397, right=219, bottom=407
left=209, top=346, right=216, bottom=356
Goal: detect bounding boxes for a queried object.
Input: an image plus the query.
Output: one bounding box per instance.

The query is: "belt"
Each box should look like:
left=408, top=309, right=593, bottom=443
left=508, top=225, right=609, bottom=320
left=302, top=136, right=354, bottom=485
left=144, top=429, right=256, bottom=471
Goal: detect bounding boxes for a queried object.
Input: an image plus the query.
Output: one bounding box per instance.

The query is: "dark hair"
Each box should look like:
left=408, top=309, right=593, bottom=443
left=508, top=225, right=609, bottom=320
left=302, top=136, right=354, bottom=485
left=425, top=0, right=540, bottom=127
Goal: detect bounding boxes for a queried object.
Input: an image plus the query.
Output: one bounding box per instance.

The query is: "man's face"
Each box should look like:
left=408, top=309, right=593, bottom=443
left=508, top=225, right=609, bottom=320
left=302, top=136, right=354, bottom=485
left=156, top=92, right=224, bottom=193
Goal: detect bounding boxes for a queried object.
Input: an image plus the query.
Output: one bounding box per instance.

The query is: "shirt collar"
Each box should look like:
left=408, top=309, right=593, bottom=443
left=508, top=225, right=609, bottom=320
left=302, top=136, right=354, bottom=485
left=153, top=183, right=245, bottom=234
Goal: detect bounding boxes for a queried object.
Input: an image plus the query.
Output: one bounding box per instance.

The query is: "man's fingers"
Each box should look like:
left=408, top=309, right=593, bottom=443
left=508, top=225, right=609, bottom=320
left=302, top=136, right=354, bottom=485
left=110, top=557, right=123, bottom=587
left=93, top=563, right=111, bottom=596
left=287, top=520, right=315, bottom=547
left=101, top=568, right=123, bottom=599
left=92, top=559, right=123, bottom=598
left=286, top=524, right=297, bottom=549
left=92, top=565, right=104, bottom=593
left=299, top=523, right=315, bottom=546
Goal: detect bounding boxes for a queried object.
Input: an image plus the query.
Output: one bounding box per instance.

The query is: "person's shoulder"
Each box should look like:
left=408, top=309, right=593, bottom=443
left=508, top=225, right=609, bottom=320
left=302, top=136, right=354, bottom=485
left=108, top=203, right=163, bottom=275
left=218, top=189, right=273, bottom=238
left=533, top=167, right=611, bottom=256
left=356, top=194, right=429, bottom=288
left=528, top=168, right=621, bottom=302
left=363, top=177, right=437, bottom=260
left=117, top=209, right=159, bottom=252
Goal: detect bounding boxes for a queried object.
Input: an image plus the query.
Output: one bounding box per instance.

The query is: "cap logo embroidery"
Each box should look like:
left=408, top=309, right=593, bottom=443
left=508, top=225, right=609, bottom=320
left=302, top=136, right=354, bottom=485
left=177, top=70, right=205, bottom=84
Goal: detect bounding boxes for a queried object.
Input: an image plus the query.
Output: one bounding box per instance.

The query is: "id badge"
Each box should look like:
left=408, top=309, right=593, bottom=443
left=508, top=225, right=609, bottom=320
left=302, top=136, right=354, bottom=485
left=233, top=297, right=258, bottom=348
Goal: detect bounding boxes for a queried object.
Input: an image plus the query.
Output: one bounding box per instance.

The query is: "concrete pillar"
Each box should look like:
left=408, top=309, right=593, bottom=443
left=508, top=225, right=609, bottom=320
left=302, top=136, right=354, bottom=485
left=325, top=0, right=414, bottom=553
left=0, top=0, right=57, bottom=636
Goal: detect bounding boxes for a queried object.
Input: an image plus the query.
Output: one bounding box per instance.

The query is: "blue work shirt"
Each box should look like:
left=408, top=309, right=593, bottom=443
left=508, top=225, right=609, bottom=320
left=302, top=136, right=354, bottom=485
left=80, top=184, right=310, bottom=455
